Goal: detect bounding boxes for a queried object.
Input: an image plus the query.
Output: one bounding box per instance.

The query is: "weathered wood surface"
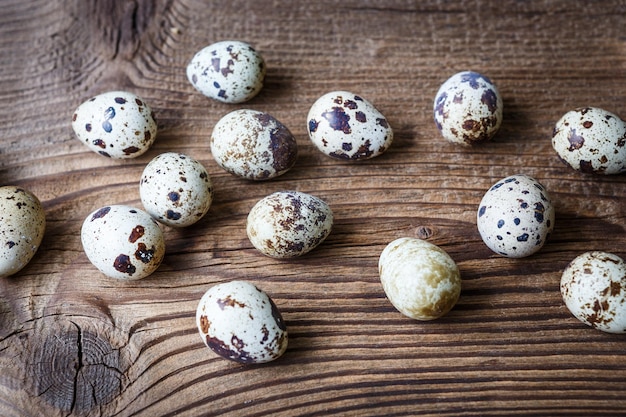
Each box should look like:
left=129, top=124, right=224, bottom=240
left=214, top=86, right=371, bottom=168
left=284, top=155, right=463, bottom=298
left=2, top=0, right=626, bottom=415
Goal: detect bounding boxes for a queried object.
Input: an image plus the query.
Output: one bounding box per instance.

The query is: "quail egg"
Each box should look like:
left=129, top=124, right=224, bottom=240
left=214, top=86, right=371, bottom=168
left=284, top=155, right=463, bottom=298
left=0, top=186, right=46, bottom=277
left=246, top=191, right=333, bottom=258
left=561, top=251, right=626, bottom=333
left=379, top=237, right=461, bottom=321
left=552, top=107, right=626, bottom=174
left=434, top=71, right=503, bottom=145
left=72, top=91, right=157, bottom=158
left=477, top=174, right=555, bottom=258
left=81, top=205, right=165, bottom=280
left=140, top=152, right=213, bottom=227
left=196, top=280, right=288, bottom=363
left=186, top=40, right=266, bottom=103
left=307, top=91, right=393, bottom=160
left=211, top=109, right=298, bottom=180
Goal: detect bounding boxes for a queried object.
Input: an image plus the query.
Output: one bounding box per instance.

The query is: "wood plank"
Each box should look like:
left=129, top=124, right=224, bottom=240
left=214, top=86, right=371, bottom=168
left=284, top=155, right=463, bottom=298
left=1, top=0, right=626, bottom=415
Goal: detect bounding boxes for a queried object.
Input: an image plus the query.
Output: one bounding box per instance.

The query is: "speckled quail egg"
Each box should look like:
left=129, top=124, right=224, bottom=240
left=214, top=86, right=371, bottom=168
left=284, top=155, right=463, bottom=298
left=246, top=191, right=333, bottom=258
left=211, top=109, right=298, bottom=180
left=0, top=186, right=46, bottom=277
left=551, top=107, right=626, bottom=174
left=433, top=71, right=503, bottom=145
left=72, top=91, right=157, bottom=158
left=196, top=280, right=288, bottom=363
left=81, top=205, right=165, bottom=280
left=307, top=91, right=393, bottom=160
left=379, top=237, right=461, bottom=321
left=140, top=152, right=213, bottom=227
left=186, top=40, right=266, bottom=104
left=477, top=174, right=555, bottom=258
left=561, top=251, right=626, bottom=334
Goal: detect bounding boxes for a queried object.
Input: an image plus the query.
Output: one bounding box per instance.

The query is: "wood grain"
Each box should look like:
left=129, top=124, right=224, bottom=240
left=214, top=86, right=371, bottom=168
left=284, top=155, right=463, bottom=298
left=2, top=0, right=626, bottom=415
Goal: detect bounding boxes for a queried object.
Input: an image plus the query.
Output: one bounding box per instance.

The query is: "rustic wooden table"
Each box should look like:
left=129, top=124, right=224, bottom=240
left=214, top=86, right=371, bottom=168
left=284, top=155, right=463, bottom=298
left=2, top=1, right=626, bottom=416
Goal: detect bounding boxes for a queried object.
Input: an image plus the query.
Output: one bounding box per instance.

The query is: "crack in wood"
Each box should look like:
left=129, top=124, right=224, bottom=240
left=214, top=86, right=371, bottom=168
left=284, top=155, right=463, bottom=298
left=68, top=320, right=83, bottom=417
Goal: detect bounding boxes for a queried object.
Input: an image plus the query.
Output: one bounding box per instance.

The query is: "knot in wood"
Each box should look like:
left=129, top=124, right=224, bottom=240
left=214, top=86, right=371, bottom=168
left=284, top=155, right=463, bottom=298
left=415, top=225, right=434, bottom=239
left=31, top=320, right=127, bottom=414
left=82, top=0, right=157, bottom=60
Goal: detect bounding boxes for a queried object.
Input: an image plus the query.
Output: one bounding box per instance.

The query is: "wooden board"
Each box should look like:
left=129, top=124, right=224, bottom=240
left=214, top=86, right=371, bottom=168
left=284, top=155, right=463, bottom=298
left=2, top=0, right=626, bottom=415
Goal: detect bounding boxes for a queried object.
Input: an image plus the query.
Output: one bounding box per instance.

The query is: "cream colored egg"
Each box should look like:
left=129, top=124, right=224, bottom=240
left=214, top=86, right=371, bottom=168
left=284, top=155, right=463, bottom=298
left=379, top=237, right=461, bottom=321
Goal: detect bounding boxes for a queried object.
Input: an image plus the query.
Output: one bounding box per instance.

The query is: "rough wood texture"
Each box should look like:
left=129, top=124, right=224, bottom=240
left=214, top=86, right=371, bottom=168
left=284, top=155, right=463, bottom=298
left=2, top=0, right=626, bottom=415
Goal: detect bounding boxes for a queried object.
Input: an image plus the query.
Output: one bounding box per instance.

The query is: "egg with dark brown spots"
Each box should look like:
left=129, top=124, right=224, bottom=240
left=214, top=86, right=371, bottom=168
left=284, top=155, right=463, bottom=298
left=477, top=174, right=554, bottom=258
left=552, top=107, right=626, bottom=174
left=379, top=237, right=461, bottom=321
left=140, top=152, right=213, bottom=227
left=246, top=191, right=333, bottom=258
left=81, top=205, right=165, bottom=280
left=196, top=280, right=288, bottom=364
left=434, top=71, right=503, bottom=145
left=307, top=91, right=393, bottom=160
left=211, top=109, right=298, bottom=180
left=0, top=186, right=46, bottom=277
left=561, top=251, right=626, bottom=333
left=186, top=40, right=266, bottom=104
left=72, top=91, right=157, bottom=159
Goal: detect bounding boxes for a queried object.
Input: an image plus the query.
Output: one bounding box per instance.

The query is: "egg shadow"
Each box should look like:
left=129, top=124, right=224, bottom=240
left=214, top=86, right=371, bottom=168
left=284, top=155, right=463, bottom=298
left=496, top=96, right=548, bottom=145
left=253, top=66, right=294, bottom=105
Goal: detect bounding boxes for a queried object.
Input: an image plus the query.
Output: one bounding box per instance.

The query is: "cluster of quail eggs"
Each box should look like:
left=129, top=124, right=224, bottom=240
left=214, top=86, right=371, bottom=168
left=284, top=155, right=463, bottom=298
left=432, top=70, right=626, bottom=334
left=5, top=38, right=626, bottom=372
left=183, top=41, right=402, bottom=361
left=75, top=149, right=215, bottom=282
left=71, top=39, right=395, bottom=364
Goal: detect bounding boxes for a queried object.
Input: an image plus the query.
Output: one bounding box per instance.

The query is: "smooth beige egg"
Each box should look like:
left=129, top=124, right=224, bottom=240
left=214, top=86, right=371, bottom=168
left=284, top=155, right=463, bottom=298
left=379, top=237, right=461, bottom=321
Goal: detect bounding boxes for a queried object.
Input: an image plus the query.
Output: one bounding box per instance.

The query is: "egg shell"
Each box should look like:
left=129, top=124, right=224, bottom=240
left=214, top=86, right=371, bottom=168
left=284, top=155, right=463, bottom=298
left=196, top=280, right=288, bottom=364
left=71, top=91, right=157, bottom=159
left=140, top=152, right=213, bottom=227
left=186, top=40, right=266, bottom=104
left=551, top=107, right=626, bottom=174
left=378, top=237, right=461, bottom=321
left=81, top=205, right=165, bottom=280
left=210, top=109, right=298, bottom=180
left=0, top=186, right=46, bottom=277
left=560, top=251, right=626, bottom=334
left=307, top=91, right=393, bottom=160
left=433, top=71, right=503, bottom=145
left=246, top=191, right=333, bottom=258
left=477, top=174, right=555, bottom=258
